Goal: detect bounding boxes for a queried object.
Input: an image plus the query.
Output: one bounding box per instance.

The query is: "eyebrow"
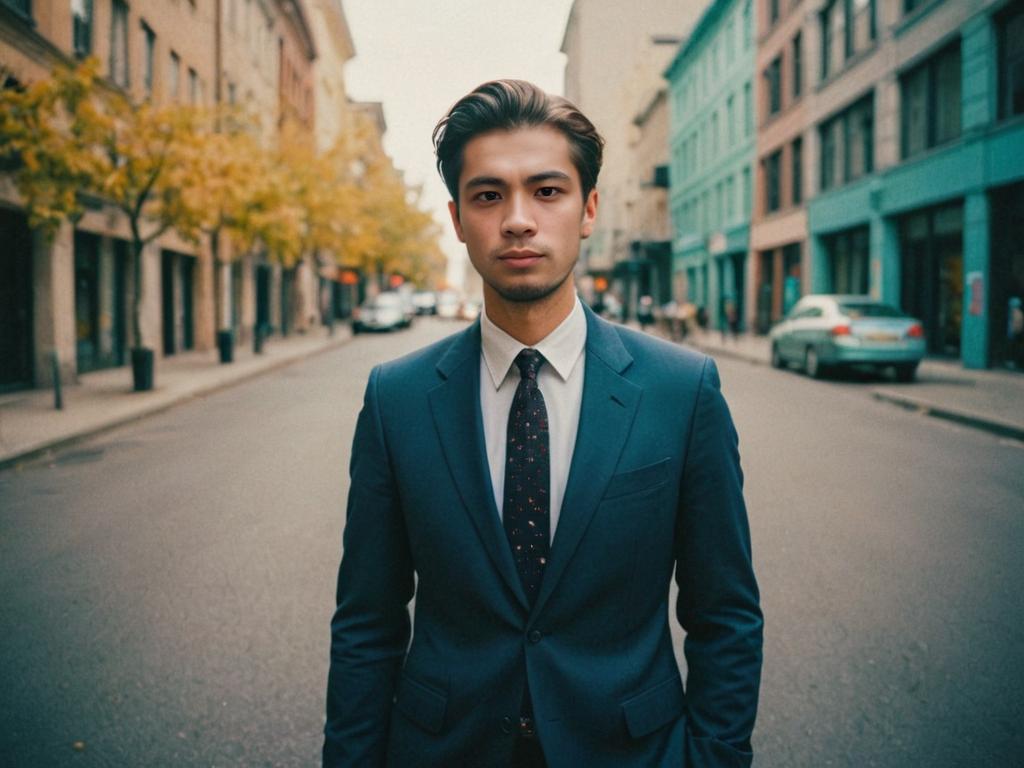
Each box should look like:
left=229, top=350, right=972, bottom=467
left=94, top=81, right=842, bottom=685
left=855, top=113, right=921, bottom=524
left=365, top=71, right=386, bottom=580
left=463, top=170, right=573, bottom=190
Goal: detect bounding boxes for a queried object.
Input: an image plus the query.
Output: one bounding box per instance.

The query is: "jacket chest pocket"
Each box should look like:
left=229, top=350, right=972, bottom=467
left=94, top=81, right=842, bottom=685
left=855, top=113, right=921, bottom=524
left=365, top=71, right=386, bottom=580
left=601, top=458, right=671, bottom=502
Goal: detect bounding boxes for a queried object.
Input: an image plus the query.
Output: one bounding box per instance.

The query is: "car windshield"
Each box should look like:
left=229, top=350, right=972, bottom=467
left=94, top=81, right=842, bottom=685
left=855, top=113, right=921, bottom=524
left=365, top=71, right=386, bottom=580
left=838, top=302, right=905, bottom=319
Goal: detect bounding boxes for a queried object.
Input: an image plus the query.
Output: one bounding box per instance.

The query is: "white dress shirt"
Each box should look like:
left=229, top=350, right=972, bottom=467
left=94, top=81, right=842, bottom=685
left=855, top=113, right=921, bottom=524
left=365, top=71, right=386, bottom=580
left=479, top=297, right=587, bottom=542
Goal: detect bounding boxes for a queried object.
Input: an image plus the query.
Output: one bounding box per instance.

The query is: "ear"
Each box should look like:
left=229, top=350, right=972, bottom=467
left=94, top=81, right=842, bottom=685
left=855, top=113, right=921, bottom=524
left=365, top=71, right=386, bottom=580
left=579, top=188, right=598, bottom=239
left=448, top=200, right=465, bottom=243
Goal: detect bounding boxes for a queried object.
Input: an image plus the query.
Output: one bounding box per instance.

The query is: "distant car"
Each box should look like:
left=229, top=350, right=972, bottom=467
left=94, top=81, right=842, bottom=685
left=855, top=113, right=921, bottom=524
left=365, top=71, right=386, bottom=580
left=459, top=299, right=482, bottom=321
left=352, top=292, right=408, bottom=334
left=436, top=291, right=461, bottom=319
left=769, top=294, right=926, bottom=381
left=412, top=291, right=438, bottom=315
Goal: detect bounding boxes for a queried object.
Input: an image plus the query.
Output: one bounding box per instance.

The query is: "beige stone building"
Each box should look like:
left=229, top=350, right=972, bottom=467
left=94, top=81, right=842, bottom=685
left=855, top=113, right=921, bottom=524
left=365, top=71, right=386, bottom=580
left=0, top=0, right=334, bottom=392
left=560, top=0, right=709, bottom=313
left=1, top=0, right=220, bottom=390
left=621, top=82, right=675, bottom=313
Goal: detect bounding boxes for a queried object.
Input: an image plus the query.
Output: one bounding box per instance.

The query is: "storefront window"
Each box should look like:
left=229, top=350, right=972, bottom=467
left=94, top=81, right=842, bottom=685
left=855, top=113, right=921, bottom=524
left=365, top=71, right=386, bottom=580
left=900, top=203, right=964, bottom=356
left=825, top=225, right=870, bottom=294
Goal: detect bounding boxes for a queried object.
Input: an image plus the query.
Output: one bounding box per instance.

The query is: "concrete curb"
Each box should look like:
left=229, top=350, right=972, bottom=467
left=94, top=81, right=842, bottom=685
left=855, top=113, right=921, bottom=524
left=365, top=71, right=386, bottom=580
left=869, top=390, right=1024, bottom=443
left=685, top=337, right=1024, bottom=443
left=0, top=333, right=352, bottom=473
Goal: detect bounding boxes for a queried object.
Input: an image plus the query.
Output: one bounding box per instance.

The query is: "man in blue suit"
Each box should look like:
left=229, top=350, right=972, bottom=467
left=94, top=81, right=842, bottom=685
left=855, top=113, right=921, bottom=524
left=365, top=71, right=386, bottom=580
left=324, top=80, right=763, bottom=767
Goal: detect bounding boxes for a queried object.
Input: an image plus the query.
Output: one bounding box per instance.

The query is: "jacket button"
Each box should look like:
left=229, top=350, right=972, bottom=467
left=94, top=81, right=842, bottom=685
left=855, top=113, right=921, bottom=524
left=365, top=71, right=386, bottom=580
left=528, top=629, right=542, bottom=644
left=501, top=716, right=513, bottom=734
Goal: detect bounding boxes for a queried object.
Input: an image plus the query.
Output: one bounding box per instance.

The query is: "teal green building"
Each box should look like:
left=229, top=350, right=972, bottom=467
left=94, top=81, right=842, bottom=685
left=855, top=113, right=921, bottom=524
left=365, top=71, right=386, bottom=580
left=807, top=0, right=1024, bottom=371
left=666, top=0, right=755, bottom=331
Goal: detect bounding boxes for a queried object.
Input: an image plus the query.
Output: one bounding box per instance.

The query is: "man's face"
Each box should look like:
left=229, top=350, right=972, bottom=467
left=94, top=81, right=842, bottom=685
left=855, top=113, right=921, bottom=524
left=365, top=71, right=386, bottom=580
left=448, top=125, right=598, bottom=306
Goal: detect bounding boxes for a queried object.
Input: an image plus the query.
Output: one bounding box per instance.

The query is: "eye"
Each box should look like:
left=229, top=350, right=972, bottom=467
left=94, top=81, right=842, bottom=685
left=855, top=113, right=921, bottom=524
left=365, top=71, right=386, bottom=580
left=474, top=190, right=501, bottom=202
left=536, top=187, right=561, bottom=198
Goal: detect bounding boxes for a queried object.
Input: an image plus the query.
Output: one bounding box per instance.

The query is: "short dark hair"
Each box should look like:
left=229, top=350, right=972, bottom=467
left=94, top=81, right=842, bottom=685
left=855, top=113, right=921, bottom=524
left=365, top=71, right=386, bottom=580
left=433, top=79, right=604, bottom=208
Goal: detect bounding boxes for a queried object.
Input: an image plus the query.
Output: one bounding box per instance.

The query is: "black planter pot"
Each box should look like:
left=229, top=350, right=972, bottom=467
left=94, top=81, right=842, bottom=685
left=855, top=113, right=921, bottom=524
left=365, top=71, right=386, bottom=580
left=131, top=347, right=154, bottom=392
left=253, top=324, right=266, bottom=355
left=217, top=329, right=234, bottom=364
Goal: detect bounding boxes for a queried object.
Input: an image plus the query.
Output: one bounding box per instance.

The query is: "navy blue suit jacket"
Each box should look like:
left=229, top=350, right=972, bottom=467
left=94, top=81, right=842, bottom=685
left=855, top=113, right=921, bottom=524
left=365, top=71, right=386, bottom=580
left=324, top=305, right=763, bottom=767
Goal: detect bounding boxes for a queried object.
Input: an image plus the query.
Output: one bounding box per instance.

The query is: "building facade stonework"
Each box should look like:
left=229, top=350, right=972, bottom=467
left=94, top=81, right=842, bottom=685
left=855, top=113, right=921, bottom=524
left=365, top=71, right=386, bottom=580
left=0, top=0, right=357, bottom=392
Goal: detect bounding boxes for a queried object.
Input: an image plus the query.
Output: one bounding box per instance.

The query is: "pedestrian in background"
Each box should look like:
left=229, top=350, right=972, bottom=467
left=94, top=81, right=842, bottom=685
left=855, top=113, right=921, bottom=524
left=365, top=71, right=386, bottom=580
left=324, top=79, right=762, bottom=768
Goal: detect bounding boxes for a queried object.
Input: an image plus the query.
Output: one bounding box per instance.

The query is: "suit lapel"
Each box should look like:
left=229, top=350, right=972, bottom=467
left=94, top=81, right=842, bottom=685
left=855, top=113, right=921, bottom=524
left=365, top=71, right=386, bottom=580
left=532, top=307, right=642, bottom=618
left=429, top=322, right=529, bottom=611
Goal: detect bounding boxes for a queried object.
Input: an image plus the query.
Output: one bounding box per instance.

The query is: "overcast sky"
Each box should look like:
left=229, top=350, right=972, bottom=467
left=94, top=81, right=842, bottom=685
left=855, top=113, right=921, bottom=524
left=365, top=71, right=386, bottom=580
left=342, top=0, right=576, bottom=288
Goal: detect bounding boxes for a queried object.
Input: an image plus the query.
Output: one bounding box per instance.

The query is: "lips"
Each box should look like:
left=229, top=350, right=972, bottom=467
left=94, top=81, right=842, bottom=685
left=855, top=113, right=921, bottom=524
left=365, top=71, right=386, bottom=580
left=499, top=250, right=543, bottom=268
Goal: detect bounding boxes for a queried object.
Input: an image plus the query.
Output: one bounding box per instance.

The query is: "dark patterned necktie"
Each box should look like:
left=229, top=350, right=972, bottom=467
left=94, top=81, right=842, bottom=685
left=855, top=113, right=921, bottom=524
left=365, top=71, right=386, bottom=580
left=503, top=349, right=550, bottom=606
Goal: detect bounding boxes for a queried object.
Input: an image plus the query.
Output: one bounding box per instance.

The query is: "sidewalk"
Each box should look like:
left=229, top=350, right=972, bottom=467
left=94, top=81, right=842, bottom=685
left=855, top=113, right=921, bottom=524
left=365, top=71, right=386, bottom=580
left=0, top=324, right=352, bottom=471
left=675, top=326, right=1024, bottom=442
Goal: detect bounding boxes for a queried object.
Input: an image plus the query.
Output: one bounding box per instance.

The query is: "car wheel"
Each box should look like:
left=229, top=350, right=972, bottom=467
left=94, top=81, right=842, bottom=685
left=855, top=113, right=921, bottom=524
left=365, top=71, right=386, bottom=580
left=894, top=363, right=918, bottom=383
left=804, top=346, right=825, bottom=379
left=771, top=343, right=785, bottom=369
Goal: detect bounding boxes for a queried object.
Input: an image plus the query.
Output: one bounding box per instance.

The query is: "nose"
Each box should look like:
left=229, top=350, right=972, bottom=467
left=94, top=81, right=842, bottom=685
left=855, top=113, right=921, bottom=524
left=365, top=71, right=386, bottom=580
left=501, top=193, right=537, bottom=239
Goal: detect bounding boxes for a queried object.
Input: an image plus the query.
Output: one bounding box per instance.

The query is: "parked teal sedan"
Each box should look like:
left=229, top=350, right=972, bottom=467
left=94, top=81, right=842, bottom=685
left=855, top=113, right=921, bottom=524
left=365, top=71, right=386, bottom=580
left=769, top=295, right=926, bottom=382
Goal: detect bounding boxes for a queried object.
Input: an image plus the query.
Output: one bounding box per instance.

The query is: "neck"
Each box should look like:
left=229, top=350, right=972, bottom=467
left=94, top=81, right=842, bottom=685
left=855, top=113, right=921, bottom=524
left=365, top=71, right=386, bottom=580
left=483, top=281, right=576, bottom=347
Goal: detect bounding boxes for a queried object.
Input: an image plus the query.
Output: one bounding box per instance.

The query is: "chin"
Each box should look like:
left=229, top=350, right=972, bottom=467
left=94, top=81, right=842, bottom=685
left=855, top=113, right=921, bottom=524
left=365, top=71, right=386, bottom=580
left=493, top=280, right=566, bottom=304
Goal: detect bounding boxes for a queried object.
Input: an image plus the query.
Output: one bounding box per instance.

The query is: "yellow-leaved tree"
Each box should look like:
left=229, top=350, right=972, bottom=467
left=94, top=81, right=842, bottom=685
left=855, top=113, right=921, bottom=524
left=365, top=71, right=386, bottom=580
left=0, top=58, right=207, bottom=389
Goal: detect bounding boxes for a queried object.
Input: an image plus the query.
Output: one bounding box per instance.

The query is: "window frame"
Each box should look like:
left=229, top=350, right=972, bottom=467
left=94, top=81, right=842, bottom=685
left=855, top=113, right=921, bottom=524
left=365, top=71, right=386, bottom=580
left=900, top=41, right=962, bottom=159
left=72, top=0, right=94, bottom=58
left=109, top=0, right=130, bottom=89
left=997, top=0, right=1024, bottom=120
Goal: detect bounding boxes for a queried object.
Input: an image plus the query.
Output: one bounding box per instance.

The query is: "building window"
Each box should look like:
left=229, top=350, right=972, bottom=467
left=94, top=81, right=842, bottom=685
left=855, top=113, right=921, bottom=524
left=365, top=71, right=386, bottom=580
left=141, top=21, right=155, bottom=99
left=188, top=68, right=199, bottom=104
left=72, top=0, right=93, bottom=57
left=824, top=225, right=870, bottom=294
left=901, top=42, right=961, bottom=159
left=849, top=0, right=876, bottom=57
left=726, top=18, right=735, bottom=63
left=765, top=55, right=782, bottom=117
left=711, top=111, right=719, bottom=157
left=821, top=0, right=875, bottom=80
left=791, top=137, right=803, bottom=205
left=2, top=0, right=31, bottom=19
left=792, top=32, right=803, bottom=98
left=727, top=94, right=736, bottom=144
left=744, top=80, right=753, bottom=136
left=726, top=175, right=736, bottom=221
left=769, top=0, right=780, bottom=26
left=764, top=149, right=782, bottom=213
left=821, top=0, right=845, bottom=79
left=228, top=81, right=237, bottom=105
left=743, top=0, right=752, bottom=50
left=819, top=92, right=874, bottom=191
left=168, top=51, right=180, bottom=100
left=109, top=0, right=130, bottom=88
left=742, top=165, right=752, bottom=216
left=998, top=0, right=1024, bottom=119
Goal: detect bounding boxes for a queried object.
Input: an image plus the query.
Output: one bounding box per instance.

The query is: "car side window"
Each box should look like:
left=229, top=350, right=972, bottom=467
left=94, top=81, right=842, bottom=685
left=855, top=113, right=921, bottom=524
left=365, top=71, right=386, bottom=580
left=791, top=306, right=820, bottom=320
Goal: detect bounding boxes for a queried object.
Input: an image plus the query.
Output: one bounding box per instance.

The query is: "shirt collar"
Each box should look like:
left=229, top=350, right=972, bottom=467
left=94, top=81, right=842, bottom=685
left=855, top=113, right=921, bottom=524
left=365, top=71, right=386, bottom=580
left=480, top=296, right=586, bottom=389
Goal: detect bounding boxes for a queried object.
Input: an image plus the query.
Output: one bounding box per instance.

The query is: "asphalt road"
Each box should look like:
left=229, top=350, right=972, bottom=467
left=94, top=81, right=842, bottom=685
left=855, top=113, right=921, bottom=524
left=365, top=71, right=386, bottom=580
left=1, top=317, right=1021, bottom=767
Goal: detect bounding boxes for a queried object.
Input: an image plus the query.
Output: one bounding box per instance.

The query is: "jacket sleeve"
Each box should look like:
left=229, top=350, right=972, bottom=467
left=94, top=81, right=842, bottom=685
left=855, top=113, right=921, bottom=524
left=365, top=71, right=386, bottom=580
left=323, top=364, right=415, bottom=767
left=675, top=357, right=764, bottom=768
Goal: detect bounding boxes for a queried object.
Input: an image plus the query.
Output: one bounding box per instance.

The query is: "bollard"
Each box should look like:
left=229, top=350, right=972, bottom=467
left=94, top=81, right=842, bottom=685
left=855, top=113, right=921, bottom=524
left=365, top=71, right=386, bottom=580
left=51, top=351, right=63, bottom=411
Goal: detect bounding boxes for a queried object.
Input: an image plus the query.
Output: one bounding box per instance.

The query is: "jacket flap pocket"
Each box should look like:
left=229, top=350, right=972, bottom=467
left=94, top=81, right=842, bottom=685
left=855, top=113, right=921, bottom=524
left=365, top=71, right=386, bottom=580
left=603, top=458, right=671, bottom=500
left=621, top=674, right=685, bottom=739
left=395, top=673, right=447, bottom=734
